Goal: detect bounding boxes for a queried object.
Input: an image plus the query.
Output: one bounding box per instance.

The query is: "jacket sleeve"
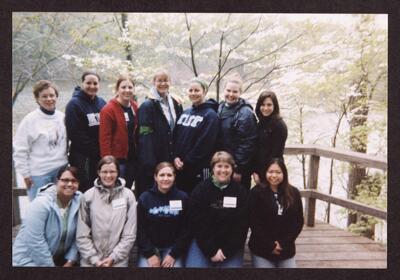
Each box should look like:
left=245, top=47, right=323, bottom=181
left=64, top=240, right=79, bottom=263
left=220, top=187, right=249, bottom=258
left=188, top=185, right=219, bottom=258
left=76, top=194, right=101, bottom=265
left=65, top=100, right=99, bottom=158
left=99, top=106, right=114, bottom=157
left=277, top=187, right=304, bottom=251
left=13, top=116, right=32, bottom=178
left=248, top=188, right=276, bottom=253
left=24, top=198, right=55, bottom=266
left=271, top=119, right=288, bottom=159
left=168, top=195, right=191, bottom=259
left=109, top=192, right=137, bottom=263
left=137, top=197, right=157, bottom=258
left=233, top=108, right=258, bottom=173
left=182, top=112, right=219, bottom=169
left=138, top=102, right=158, bottom=176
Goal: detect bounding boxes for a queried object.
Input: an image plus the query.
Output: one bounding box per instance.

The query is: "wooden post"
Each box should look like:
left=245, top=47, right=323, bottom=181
left=305, top=155, right=320, bottom=227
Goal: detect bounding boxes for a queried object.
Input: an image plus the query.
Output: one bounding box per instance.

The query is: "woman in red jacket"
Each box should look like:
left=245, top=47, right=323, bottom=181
left=99, top=74, right=138, bottom=189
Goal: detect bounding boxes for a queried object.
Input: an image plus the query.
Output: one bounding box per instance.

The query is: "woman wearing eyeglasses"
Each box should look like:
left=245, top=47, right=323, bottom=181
left=13, top=166, right=82, bottom=267
left=76, top=155, right=137, bottom=267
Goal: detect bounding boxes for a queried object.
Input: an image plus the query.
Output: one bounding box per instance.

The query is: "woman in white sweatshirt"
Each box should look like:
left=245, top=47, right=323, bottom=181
left=13, top=80, right=68, bottom=201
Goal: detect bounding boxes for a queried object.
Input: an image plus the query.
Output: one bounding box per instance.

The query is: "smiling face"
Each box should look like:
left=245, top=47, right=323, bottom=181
left=266, top=163, right=284, bottom=189
left=116, top=79, right=135, bottom=105
left=98, top=163, right=118, bottom=188
left=153, top=73, right=170, bottom=97
left=223, top=82, right=241, bottom=105
left=213, top=161, right=233, bottom=184
left=154, top=166, right=175, bottom=193
left=57, top=170, right=79, bottom=199
left=36, top=87, right=57, bottom=111
left=82, top=74, right=100, bottom=99
left=260, top=97, right=274, bottom=117
left=188, top=82, right=206, bottom=106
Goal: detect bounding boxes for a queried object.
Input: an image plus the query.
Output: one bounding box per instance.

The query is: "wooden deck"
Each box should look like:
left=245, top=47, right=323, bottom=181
left=12, top=220, right=386, bottom=268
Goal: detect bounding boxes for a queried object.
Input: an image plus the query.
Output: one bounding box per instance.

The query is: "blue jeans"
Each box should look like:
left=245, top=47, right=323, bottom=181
left=28, top=167, right=62, bottom=201
left=251, top=254, right=296, bottom=268
left=185, top=239, right=244, bottom=268
left=137, top=247, right=183, bottom=268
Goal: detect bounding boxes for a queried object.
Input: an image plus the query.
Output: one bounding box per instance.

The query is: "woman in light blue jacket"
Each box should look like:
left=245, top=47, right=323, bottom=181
left=13, top=166, right=82, bottom=267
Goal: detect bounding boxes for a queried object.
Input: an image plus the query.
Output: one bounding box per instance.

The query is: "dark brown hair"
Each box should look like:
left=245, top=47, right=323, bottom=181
left=261, top=158, right=294, bottom=209
left=33, top=80, right=59, bottom=99
left=81, top=71, right=101, bottom=82
left=56, top=166, right=80, bottom=182
left=154, top=162, right=176, bottom=176
left=255, top=90, right=281, bottom=120
left=97, top=155, right=120, bottom=176
left=115, top=74, right=135, bottom=92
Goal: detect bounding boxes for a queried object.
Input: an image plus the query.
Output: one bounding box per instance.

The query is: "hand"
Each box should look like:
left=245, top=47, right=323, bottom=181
left=147, top=255, right=161, bottom=267
left=101, top=256, right=114, bottom=267
left=272, top=241, right=282, bottom=255
left=95, top=259, right=106, bottom=267
left=233, top=172, right=242, bottom=182
left=210, top=249, right=226, bottom=262
left=24, top=177, right=33, bottom=189
left=63, top=260, right=74, bottom=267
left=174, top=157, right=184, bottom=170
left=252, top=173, right=260, bottom=184
left=161, top=254, right=176, bottom=268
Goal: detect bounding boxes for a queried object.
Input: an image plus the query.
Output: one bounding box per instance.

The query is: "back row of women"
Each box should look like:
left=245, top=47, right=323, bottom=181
left=13, top=153, right=303, bottom=268
left=13, top=69, right=288, bottom=198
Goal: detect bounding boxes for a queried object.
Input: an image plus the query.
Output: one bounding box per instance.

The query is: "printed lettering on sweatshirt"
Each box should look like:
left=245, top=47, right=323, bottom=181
left=177, top=114, right=204, bottom=127
left=87, top=113, right=100, bottom=127
left=148, top=205, right=180, bottom=216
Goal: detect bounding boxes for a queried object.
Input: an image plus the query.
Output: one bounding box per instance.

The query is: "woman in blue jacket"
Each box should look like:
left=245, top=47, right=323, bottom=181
left=13, top=166, right=82, bottom=267
left=173, top=77, right=219, bottom=194
left=137, top=162, right=190, bottom=268
left=217, top=75, right=257, bottom=190
left=65, top=71, right=106, bottom=192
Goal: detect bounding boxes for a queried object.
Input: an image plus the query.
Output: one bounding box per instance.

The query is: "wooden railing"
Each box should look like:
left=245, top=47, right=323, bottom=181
left=284, top=144, right=387, bottom=227
left=12, top=144, right=387, bottom=227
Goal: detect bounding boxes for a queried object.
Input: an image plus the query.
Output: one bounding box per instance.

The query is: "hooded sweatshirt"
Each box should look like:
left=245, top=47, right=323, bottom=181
left=217, top=98, right=257, bottom=174
left=76, top=178, right=137, bottom=267
left=65, top=86, right=106, bottom=159
left=173, top=99, right=219, bottom=173
left=137, top=185, right=190, bottom=259
left=13, top=184, right=82, bottom=266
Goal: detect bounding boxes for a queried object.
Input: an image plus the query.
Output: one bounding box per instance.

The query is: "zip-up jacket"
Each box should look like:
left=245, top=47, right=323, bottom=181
left=99, top=98, right=138, bottom=159
left=65, top=86, right=106, bottom=159
left=137, top=185, right=190, bottom=259
left=188, top=178, right=248, bottom=259
left=248, top=184, right=303, bottom=261
left=13, top=184, right=82, bottom=266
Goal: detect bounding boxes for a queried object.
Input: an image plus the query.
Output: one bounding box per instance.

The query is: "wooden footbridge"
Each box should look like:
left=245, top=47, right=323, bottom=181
left=12, top=144, right=387, bottom=268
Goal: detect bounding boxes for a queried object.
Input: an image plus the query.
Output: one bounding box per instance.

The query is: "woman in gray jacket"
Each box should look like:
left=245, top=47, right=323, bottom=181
left=76, top=156, right=137, bottom=267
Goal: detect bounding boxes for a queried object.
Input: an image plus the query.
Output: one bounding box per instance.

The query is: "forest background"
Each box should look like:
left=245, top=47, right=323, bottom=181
left=12, top=13, right=387, bottom=241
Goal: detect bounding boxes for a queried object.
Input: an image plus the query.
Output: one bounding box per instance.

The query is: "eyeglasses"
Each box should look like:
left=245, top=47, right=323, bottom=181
left=99, top=170, right=118, bottom=175
left=59, top=178, right=79, bottom=184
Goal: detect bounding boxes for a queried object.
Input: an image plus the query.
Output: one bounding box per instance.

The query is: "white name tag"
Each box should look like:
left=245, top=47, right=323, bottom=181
left=124, top=112, right=130, bottom=122
left=169, top=200, right=182, bottom=211
left=87, top=113, right=100, bottom=127
left=223, top=196, right=237, bottom=208
left=278, top=205, right=283, bottom=216
left=112, top=198, right=126, bottom=209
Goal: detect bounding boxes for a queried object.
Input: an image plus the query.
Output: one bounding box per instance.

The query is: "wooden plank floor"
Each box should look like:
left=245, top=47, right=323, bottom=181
left=13, top=221, right=386, bottom=268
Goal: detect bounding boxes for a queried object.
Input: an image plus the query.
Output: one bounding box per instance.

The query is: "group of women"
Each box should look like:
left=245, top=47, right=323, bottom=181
left=13, top=69, right=303, bottom=268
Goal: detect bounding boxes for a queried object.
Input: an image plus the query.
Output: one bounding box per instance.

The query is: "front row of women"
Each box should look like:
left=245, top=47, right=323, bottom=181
left=13, top=152, right=303, bottom=268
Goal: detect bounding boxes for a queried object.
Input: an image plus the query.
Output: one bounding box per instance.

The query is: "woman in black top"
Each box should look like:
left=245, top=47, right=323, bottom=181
left=252, top=91, right=287, bottom=184
left=186, top=151, right=248, bottom=268
left=248, top=158, right=303, bottom=268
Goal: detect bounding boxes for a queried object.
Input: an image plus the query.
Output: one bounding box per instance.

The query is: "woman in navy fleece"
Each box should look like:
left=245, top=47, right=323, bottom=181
left=65, top=71, right=106, bottom=192
left=137, top=162, right=190, bottom=268
left=173, top=77, right=219, bottom=194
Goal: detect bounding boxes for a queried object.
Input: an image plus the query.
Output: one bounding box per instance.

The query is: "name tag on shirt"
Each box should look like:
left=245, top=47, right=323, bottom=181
left=277, top=205, right=283, bottom=216
left=169, top=200, right=182, bottom=211
left=112, top=198, right=126, bottom=209
left=223, top=196, right=237, bottom=208
left=124, top=112, right=130, bottom=122
left=87, top=113, right=100, bottom=127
